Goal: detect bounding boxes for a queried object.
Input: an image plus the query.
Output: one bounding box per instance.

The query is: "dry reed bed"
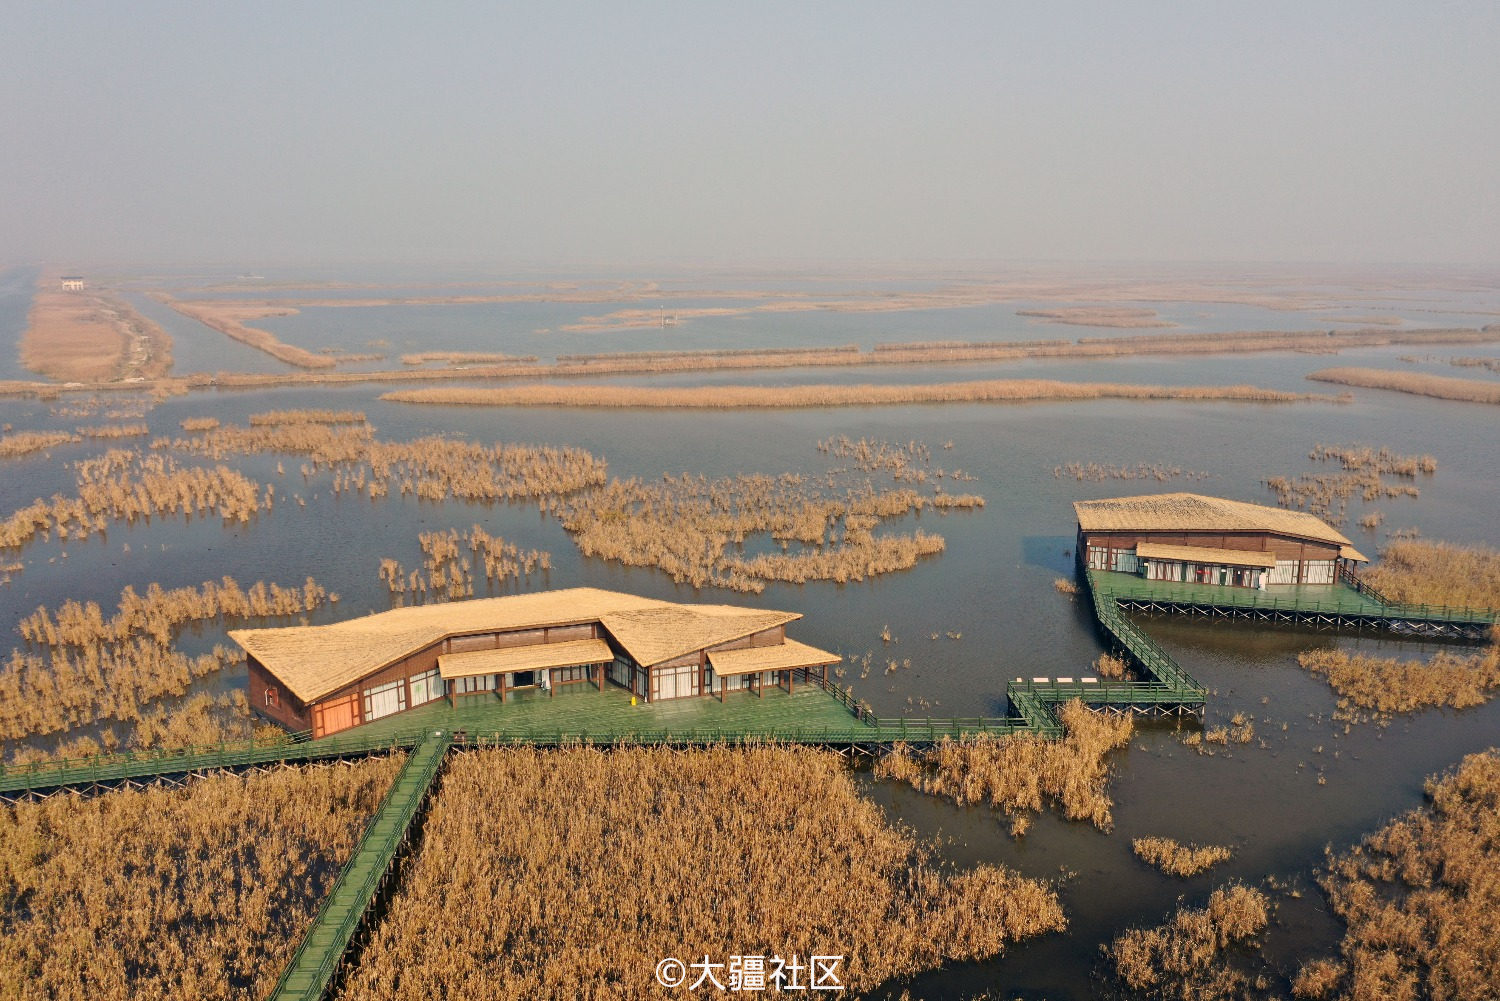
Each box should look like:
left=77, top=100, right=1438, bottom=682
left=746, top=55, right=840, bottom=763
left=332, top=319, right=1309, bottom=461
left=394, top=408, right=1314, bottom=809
left=163, top=422, right=607, bottom=502
left=0, top=755, right=403, bottom=1001
left=0, top=430, right=80, bottom=458
left=378, top=379, right=1338, bottom=410
left=77, top=423, right=149, bottom=439
left=1308, top=367, right=1500, bottom=405
left=23, top=285, right=174, bottom=383
left=1448, top=355, right=1500, bottom=373
left=1017, top=306, right=1173, bottom=328
left=153, top=295, right=335, bottom=369
left=1362, top=539, right=1500, bottom=610
left=1131, top=837, right=1234, bottom=877
left=178, top=417, right=220, bottom=431
left=1296, top=629, right=1500, bottom=718
left=874, top=701, right=1134, bottom=833
left=1107, top=884, right=1270, bottom=1000
left=1263, top=443, right=1435, bottom=524
left=554, top=472, right=980, bottom=592
left=379, top=526, right=551, bottom=603
left=248, top=409, right=367, bottom=425
left=1053, top=461, right=1211, bottom=482
left=335, top=745, right=1065, bottom=1000
left=0, top=451, right=264, bottom=550
left=0, top=577, right=329, bottom=744
left=1293, top=748, right=1500, bottom=1001
left=4, top=326, right=1496, bottom=400
left=400, top=351, right=537, bottom=366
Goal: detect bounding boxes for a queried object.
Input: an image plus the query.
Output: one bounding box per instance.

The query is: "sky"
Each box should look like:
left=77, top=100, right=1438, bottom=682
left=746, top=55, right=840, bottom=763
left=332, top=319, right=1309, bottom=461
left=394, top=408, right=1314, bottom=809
left=3, top=1, right=1498, bottom=270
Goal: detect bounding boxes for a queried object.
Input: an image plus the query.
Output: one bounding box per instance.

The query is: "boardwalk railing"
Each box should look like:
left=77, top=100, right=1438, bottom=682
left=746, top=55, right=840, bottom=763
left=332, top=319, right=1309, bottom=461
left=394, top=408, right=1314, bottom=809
left=267, top=730, right=451, bottom=1001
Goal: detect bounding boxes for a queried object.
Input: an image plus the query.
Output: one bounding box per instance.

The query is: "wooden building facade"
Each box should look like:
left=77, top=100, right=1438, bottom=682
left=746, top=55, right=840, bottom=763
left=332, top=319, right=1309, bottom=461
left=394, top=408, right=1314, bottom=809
left=1074, top=493, right=1367, bottom=590
left=233, top=587, right=840, bottom=737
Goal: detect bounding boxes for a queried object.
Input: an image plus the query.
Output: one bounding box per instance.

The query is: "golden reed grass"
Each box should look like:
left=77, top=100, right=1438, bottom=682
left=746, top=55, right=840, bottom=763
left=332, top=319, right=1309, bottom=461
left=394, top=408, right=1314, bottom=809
left=554, top=472, right=978, bottom=593
left=335, top=745, right=1065, bottom=1000
left=1, top=576, right=330, bottom=745
left=379, top=379, right=1338, bottom=410
left=0, top=430, right=79, bottom=458
left=0, top=452, right=264, bottom=551
left=1263, top=442, right=1434, bottom=525
left=1053, top=460, right=1211, bottom=482
left=22, top=284, right=173, bottom=383
left=153, top=295, right=336, bottom=369
left=379, top=526, right=551, bottom=604
left=1308, top=366, right=1500, bottom=405
left=1362, top=539, right=1500, bottom=610
left=874, top=700, right=1134, bottom=831
left=247, top=408, right=367, bottom=425
left=164, top=422, right=607, bottom=503
left=400, top=351, right=537, bottom=365
left=0, top=755, right=402, bottom=1001
left=1108, top=884, right=1270, bottom=1000
left=1017, top=306, right=1172, bottom=328
left=1131, top=837, right=1234, bottom=877
left=1296, top=628, right=1500, bottom=717
left=1293, top=749, right=1500, bottom=1001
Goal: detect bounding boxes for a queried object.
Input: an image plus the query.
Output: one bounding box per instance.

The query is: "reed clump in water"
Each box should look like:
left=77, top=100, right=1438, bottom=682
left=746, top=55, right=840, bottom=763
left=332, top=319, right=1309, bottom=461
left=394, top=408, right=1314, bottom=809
left=335, top=745, right=1065, bottom=1000
left=248, top=409, right=367, bottom=425
left=0, top=754, right=402, bottom=1001
left=1053, top=461, right=1211, bottom=481
left=0, top=451, right=265, bottom=550
left=1054, top=578, right=1081, bottom=595
left=1298, top=748, right=1500, bottom=1001
left=179, top=416, right=220, bottom=431
left=154, top=295, right=336, bottom=369
left=1263, top=442, right=1435, bottom=524
left=1362, top=539, right=1500, bottom=610
left=400, top=351, right=538, bottom=366
left=77, top=423, right=149, bottom=439
left=379, top=527, right=551, bottom=604
left=0, top=430, right=80, bottom=457
left=0, top=576, right=330, bottom=743
left=1107, top=884, right=1270, bottom=1000
left=380, top=379, right=1338, bottom=410
left=164, top=422, right=607, bottom=502
left=556, top=472, right=976, bottom=592
left=1308, top=366, right=1500, bottom=405
left=1296, top=630, right=1500, bottom=717
left=874, top=700, right=1133, bottom=831
left=1132, top=837, right=1234, bottom=877
left=1093, top=652, right=1129, bottom=679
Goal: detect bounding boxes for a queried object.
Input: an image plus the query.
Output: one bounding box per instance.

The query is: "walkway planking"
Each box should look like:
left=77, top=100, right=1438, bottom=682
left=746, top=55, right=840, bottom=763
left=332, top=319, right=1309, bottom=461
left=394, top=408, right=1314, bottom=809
left=267, top=729, right=451, bottom=1001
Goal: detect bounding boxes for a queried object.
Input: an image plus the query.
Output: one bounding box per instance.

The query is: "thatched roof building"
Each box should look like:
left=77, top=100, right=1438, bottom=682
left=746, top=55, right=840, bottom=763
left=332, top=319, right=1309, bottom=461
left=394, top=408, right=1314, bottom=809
left=232, top=587, right=839, bottom=737
left=1074, top=492, right=1366, bottom=589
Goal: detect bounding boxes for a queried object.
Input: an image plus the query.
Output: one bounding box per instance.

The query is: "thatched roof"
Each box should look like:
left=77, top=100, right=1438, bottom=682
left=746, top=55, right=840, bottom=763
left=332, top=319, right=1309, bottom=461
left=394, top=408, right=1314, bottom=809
left=1135, top=542, right=1278, bottom=569
left=708, top=639, right=841, bottom=677
left=438, top=638, right=614, bottom=680
left=231, top=587, right=805, bottom=704
left=599, top=606, right=798, bottom=670
left=1074, top=493, right=1354, bottom=547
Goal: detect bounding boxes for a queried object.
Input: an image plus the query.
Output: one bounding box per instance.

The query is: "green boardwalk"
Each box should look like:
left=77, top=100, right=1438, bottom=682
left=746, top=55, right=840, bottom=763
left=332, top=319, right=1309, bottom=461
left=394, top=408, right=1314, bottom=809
left=268, top=729, right=452, bottom=1001
left=0, top=725, right=423, bottom=802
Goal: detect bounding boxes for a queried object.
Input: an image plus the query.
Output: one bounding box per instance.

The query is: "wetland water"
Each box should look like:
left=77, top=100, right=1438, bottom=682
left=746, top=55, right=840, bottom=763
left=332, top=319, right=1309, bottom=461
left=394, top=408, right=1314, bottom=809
left=3, top=284, right=1499, bottom=998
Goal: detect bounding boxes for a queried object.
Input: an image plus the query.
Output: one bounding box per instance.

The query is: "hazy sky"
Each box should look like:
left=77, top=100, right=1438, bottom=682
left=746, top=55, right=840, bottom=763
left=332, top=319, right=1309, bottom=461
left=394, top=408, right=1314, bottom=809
left=4, top=2, right=1497, bottom=269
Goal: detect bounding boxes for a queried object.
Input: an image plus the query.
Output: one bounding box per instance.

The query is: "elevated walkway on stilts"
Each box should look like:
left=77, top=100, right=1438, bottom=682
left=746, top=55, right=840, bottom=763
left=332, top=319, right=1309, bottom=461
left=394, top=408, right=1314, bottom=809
left=267, top=728, right=451, bottom=1001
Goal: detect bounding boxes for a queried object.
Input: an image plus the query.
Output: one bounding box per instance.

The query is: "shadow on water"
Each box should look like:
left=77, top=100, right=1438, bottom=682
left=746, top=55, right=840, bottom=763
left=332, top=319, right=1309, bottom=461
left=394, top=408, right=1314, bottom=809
left=1022, top=535, right=1076, bottom=576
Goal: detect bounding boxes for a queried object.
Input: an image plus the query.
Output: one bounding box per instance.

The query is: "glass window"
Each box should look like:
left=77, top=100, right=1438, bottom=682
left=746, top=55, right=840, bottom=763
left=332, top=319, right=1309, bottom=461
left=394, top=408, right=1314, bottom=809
left=363, top=679, right=407, bottom=720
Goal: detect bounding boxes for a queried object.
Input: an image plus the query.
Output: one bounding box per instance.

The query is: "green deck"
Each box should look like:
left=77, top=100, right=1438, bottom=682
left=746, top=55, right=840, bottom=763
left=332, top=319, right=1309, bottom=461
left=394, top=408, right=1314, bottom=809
left=1091, top=574, right=1391, bottom=615
left=350, top=680, right=879, bottom=744
left=268, top=729, right=451, bottom=1001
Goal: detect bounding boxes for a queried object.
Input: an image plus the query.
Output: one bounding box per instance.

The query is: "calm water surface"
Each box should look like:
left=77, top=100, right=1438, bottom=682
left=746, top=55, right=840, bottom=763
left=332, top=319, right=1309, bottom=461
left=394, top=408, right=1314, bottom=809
left=2, top=280, right=1498, bottom=999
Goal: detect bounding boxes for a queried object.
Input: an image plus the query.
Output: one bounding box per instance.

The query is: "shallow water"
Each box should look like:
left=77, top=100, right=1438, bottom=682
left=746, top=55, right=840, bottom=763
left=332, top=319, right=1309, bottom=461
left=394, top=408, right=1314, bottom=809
left=2, top=272, right=1498, bottom=998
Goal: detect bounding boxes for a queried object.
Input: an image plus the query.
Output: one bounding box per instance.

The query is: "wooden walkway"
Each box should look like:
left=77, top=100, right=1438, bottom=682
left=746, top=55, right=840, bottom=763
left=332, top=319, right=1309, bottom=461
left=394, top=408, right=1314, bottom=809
left=268, top=729, right=451, bottom=1001
left=1093, top=571, right=1497, bottom=639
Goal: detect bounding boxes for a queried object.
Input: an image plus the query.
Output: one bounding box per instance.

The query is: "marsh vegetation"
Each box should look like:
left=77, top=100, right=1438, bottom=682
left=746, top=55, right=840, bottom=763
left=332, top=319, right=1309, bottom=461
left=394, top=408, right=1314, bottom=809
left=0, top=755, right=402, bottom=1001
left=1131, top=836, right=1235, bottom=877
left=1107, top=884, right=1271, bottom=1000
left=1308, top=367, right=1500, bottom=405
left=335, top=745, right=1065, bottom=1000
left=874, top=700, right=1134, bottom=832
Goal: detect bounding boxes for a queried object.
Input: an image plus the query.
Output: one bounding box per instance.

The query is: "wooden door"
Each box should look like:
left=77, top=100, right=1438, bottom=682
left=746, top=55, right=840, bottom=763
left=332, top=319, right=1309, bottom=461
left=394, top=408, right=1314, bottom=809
left=314, top=693, right=359, bottom=737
